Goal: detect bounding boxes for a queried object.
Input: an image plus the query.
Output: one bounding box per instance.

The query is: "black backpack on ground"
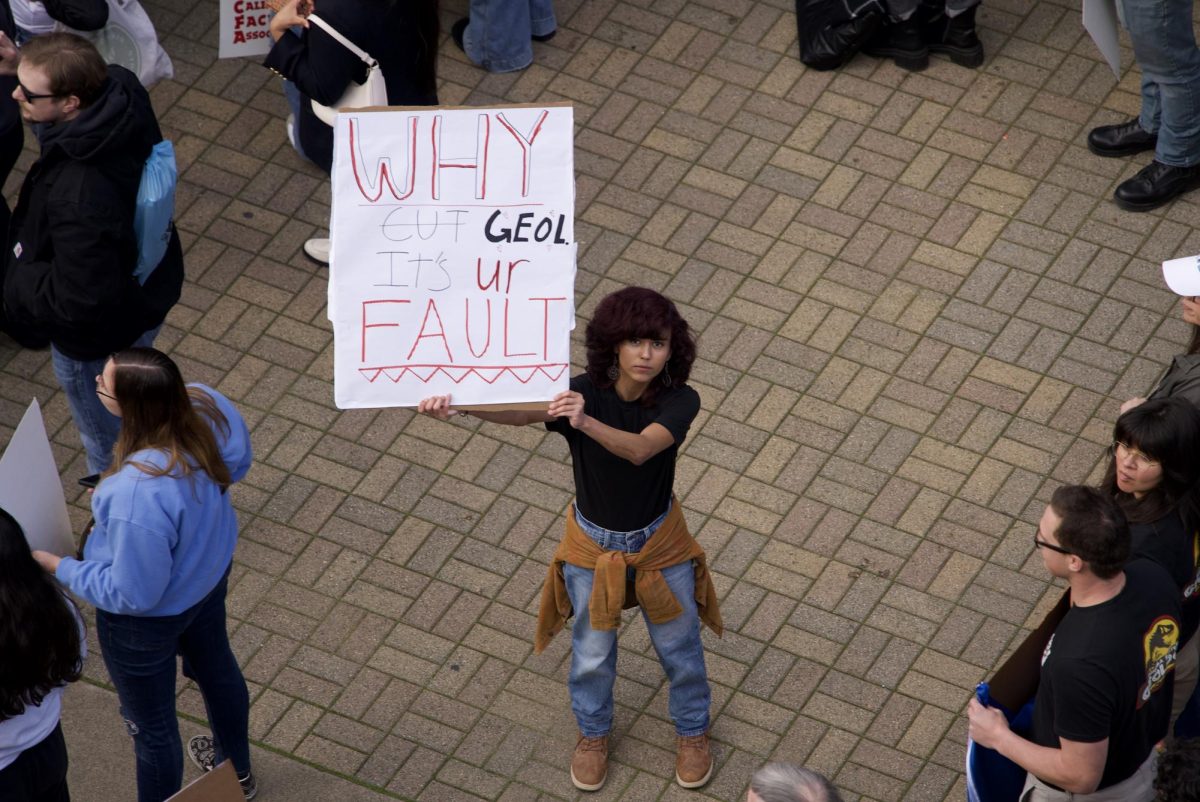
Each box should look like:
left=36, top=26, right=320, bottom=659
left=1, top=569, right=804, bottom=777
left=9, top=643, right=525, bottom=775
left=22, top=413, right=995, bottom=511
left=796, top=0, right=886, bottom=70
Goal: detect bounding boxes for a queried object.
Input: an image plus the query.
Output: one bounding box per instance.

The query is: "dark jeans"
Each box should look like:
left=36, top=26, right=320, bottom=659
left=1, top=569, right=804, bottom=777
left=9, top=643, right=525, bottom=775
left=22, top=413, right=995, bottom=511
left=0, top=722, right=70, bottom=802
left=96, top=569, right=251, bottom=802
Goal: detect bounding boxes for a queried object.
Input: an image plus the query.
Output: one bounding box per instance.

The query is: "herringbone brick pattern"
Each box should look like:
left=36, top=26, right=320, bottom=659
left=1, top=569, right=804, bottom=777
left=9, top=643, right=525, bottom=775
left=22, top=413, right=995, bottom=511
left=2, top=0, right=1192, bottom=799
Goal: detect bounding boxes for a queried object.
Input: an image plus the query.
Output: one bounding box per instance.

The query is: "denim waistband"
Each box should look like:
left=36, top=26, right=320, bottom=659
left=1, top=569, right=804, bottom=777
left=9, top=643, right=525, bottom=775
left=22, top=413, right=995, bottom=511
left=574, top=503, right=670, bottom=554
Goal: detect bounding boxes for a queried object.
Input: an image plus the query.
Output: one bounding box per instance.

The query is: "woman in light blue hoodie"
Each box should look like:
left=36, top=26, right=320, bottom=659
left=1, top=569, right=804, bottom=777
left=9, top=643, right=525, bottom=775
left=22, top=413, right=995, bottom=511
left=33, top=347, right=257, bottom=802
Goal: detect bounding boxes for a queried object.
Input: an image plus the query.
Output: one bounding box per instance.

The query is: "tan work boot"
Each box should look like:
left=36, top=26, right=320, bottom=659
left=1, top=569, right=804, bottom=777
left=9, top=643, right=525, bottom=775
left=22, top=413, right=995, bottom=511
left=675, top=732, right=713, bottom=788
left=570, top=734, right=609, bottom=791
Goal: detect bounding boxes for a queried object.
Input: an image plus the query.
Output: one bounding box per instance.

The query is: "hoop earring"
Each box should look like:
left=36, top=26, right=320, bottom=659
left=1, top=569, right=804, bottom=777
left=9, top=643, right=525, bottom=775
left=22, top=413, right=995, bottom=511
left=607, top=362, right=620, bottom=381
left=661, top=365, right=672, bottom=387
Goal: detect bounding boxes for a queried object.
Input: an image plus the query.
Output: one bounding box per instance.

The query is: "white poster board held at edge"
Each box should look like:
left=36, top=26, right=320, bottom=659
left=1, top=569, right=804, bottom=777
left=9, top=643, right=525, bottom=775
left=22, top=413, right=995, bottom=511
left=218, top=0, right=274, bottom=59
left=1082, top=0, right=1121, bottom=79
left=328, top=103, right=577, bottom=410
left=0, top=400, right=75, bottom=556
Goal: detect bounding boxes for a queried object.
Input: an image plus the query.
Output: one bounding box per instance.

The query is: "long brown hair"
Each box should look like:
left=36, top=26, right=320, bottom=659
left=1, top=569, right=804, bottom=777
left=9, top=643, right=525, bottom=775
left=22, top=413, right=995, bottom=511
left=105, top=348, right=232, bottom=489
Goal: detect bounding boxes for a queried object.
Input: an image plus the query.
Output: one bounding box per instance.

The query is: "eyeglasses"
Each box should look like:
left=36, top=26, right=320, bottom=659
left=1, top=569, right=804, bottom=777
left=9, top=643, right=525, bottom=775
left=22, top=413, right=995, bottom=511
left=95, top=372, right=114, bottom=400
left=1110, top=441, right=1159, bottom=469
left=16, top=80, right=59, bottom=102
left=1033, top=531, right=1072, bottom=555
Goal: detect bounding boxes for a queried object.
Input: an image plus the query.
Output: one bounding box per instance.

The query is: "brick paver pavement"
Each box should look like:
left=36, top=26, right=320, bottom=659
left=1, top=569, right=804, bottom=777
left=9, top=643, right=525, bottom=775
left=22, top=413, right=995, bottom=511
left=1, top=0, right=1191, bottom=799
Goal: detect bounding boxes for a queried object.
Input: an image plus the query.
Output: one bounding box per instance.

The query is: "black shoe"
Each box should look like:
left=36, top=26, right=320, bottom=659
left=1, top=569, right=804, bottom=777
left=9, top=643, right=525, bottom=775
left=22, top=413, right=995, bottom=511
left=1113, top=160, right=1200, bottom=212
left=923, top=6, right=984, bottom=67
left=1088, top=117, right=1158, bottom=157
left=863, top=17, right=929, bottom=71
left=451, top=17, right=468, bottom=52
left=532, top=29, right=556, bottom=42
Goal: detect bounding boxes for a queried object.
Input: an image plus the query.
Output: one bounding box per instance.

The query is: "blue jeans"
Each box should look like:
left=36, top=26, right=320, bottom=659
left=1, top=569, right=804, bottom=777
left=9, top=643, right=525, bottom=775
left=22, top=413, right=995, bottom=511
left=1121, top=0, right=1200, bottom=166
left=51, top=326, right=159, bottom=475
left=564, top=506, right=711, bottom=738
left=464, top=0, right=556, bottom=73
left=282, top=78, right=312, bottom=164
left=96, top=570, right=251, bottom=802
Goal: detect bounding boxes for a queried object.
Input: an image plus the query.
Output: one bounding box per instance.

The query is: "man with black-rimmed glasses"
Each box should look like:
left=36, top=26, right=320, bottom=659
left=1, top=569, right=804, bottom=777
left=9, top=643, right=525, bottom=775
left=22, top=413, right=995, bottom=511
left=968, top=485, right=1180, bottom=801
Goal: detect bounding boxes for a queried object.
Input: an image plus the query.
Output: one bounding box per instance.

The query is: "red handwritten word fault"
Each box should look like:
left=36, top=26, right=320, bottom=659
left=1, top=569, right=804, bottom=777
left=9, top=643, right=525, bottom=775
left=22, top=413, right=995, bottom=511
left=360, top=297, right=567, bottom=366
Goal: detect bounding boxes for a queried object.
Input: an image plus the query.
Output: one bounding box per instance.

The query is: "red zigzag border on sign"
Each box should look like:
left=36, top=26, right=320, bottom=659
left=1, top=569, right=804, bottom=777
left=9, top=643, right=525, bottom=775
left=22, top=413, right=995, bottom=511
left=359, top=364, right=569, bottom=384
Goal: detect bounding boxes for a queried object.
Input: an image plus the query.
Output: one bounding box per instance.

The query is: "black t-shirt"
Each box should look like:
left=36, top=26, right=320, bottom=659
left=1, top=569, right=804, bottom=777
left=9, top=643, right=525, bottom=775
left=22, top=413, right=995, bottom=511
left=546, top=373, right=700, bottom=531
left=1130, top=511, right=1200, bottom=643
left=1030, top=559, right=1181, bottom=789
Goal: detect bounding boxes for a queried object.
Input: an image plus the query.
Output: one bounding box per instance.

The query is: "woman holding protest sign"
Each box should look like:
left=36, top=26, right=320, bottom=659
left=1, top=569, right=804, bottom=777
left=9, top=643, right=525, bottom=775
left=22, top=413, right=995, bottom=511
left=418, top=287, right=721, bottom=793
left=31, top=347, right=256, bottom=802
left=0, top=507, right=83, bottom=802
left=264, top=0, right=439, bottom=263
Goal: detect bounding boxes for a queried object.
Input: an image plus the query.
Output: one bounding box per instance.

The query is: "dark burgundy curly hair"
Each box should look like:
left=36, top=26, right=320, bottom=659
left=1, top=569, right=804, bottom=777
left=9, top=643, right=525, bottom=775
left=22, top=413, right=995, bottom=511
left=585, top=287, right=696, bottom=407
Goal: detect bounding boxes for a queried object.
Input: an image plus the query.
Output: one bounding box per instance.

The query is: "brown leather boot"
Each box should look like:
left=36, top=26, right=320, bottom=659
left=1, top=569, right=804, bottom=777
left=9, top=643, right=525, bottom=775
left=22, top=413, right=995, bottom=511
left=675, top=732, right=713, bottom=788
left=570, top=734, right=608, bottom=791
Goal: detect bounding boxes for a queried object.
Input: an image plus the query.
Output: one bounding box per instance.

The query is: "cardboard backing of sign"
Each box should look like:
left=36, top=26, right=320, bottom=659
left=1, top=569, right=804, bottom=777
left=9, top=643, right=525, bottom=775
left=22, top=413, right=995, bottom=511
left=166, top=761, right=244, bottom=802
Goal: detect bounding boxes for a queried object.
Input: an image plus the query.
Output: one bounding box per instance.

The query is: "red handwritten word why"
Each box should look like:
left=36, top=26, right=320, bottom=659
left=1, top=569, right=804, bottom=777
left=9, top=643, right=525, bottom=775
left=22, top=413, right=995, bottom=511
left=348, top=110, right=550, bottom=203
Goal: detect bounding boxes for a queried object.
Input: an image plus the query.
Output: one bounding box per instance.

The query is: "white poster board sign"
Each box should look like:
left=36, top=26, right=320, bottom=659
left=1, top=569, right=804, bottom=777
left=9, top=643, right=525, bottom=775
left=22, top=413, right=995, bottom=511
left=0, top=400, right=75, bottom=556
left=218, top=0, right=275, bottom=59
left=329, top=104, right=577, bottom=409
left=1083, top=0, right=1121, bottom=78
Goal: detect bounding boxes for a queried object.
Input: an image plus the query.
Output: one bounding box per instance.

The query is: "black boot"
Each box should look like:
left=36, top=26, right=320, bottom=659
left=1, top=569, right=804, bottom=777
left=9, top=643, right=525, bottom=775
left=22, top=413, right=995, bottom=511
left=1087, top=117, right=1158, bottom=157
left=862, top=17, right=929, bottom=71
left=1113, top=161, right=1200, bottom=212
left=924, top=5, right=984, bottom=68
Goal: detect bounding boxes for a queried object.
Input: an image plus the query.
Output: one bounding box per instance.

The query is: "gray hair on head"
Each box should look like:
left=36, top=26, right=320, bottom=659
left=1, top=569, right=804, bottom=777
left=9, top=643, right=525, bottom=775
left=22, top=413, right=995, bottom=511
left=749, top=762, right=843, bottom=802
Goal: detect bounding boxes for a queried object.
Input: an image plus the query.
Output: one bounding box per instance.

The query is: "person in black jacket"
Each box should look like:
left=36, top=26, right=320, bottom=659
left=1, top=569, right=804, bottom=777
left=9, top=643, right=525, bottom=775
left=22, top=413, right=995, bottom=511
left=264, top=0, right=438, bottom=263
left=0, top=32, right=183, bottom=478
left=0, top=0, right=109, bottom=305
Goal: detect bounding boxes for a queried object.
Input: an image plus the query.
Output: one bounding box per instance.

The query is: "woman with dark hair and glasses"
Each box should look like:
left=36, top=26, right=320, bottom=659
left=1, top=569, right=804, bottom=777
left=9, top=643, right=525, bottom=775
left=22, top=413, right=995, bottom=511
left=0, top=508, right=83, bottom=802
left=419, top=287, right=721, bottom=793
left=1100, top=396, right=1200, bottom=731
left=31, top=347, right=256, bottom=802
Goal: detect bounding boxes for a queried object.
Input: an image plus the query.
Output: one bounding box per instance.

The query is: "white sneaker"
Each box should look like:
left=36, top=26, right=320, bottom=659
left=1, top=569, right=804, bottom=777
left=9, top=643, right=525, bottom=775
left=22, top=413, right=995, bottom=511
left=303, top=237, right=330, bottom=264
left=286, top=113, right=296, bottom=149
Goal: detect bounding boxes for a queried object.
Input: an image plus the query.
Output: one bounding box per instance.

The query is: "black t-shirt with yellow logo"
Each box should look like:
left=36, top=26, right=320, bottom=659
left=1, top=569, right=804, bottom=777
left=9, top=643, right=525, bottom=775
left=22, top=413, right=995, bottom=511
left=1030, top=558, right=1181, bottom=789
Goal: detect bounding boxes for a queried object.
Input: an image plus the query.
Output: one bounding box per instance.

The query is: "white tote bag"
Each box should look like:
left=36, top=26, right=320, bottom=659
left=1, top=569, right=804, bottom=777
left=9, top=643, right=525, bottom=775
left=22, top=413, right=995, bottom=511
left=59, top=0, right=174, bottom=87
left=306, top=14, right=387, bottom=126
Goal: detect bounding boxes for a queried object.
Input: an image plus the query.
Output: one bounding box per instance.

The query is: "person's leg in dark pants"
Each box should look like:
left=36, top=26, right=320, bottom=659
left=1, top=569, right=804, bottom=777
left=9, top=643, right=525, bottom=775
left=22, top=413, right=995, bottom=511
left=178, top=572, right=252, bottom=777
left=0, top=722, right=71, bottom=801
left=96, top=610, right=185, bottom=802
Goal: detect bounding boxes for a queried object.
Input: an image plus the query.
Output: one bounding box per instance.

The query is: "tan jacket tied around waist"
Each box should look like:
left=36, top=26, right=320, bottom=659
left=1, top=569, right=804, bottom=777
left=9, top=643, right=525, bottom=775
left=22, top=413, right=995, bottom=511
left=534, top=501, right=723, bottom=654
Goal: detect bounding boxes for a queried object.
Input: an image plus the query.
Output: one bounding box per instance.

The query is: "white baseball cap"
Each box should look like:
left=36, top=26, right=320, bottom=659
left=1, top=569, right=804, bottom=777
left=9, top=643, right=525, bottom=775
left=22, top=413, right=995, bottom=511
left=1162, top=254, right=1200, bottom=297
